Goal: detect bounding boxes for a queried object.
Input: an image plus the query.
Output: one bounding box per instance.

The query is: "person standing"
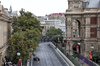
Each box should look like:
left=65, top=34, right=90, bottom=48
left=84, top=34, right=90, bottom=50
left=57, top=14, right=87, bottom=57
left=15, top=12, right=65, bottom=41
left=6, top=62, right=9, bottom=66
left=3, top=62, right=6, bottom=66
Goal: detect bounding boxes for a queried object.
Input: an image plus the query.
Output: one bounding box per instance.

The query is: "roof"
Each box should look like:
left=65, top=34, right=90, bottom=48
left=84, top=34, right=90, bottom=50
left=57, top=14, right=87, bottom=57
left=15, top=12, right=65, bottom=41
left=4, top=8, right=9, bottom=16
left=87, top=0, right=100, bottom=8
left=83, top=0, right=100, bottom=8
left=46, top=13, right=65, bottom=16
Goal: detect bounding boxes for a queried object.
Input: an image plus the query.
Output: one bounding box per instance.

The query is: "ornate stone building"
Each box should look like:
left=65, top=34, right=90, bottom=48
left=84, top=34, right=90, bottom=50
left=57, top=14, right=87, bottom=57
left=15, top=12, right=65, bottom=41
left=65, top=0, right=100, bottom=57
left=46, top=13, right=65, bottom=24
left=0, top=4, right=12, bottom=66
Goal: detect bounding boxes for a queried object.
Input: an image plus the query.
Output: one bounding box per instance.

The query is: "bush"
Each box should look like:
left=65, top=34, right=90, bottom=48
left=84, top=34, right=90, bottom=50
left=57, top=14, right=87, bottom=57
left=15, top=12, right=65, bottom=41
left=72, top=54, right=77, bottom=58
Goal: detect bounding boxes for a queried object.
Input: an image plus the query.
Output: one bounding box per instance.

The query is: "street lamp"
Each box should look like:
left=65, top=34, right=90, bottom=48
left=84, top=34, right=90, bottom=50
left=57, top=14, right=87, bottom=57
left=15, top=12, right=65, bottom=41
left=77, top=42, right=80, bottom=53
left=58, top=35, right=61, bottom=45
left=90, top=42, right=94, bottom=60
left=91, top=44, right=94, bottom=49
left=17, top=52, right=20, bottom=66
left=17, top=52, right=20, bottom=57
left=77, top=42, right=80, bottom=45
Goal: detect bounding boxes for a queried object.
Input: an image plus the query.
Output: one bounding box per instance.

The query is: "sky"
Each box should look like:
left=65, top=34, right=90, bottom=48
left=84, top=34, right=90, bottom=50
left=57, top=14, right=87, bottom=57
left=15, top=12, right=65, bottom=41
left=0, top=0, right=68, bottom=16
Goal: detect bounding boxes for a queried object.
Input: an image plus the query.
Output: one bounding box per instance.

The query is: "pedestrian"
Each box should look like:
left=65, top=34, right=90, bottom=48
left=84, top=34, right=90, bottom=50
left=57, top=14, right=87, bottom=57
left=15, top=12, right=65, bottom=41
left=13, top=63, right=15, bottom=66
left=55, top=43, right=57, bottom=49
left=33, top=49, right=34, bottom=52
left=6, top=62, right=9, bottom=66
left=3, top=62, right=6, bottom=66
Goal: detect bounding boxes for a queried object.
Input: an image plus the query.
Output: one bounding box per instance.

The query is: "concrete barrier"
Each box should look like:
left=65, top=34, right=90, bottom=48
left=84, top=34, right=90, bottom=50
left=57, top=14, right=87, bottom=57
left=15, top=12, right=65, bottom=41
left=51, top=43, right=75, bottom=66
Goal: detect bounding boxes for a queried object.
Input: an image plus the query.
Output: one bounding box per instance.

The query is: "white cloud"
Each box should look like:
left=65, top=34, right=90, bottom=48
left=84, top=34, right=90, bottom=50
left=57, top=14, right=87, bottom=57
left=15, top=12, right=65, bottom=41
left=0, top=0, right=68, bottom=16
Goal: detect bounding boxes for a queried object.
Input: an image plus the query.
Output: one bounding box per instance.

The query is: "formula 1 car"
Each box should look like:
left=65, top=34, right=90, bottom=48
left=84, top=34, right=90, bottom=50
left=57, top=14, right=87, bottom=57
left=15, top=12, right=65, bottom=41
left=33, top=57, right=40, bottom=61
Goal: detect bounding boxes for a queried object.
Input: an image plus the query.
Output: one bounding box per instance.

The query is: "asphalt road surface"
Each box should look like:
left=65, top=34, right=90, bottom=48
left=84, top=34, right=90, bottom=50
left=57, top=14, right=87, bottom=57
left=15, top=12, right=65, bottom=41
left=32, top=42, right=69, bottom=66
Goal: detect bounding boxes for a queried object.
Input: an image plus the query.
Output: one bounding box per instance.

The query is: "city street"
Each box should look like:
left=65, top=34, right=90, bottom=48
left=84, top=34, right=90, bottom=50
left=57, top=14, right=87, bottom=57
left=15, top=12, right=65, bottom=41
left=31, top=42, right=69, bottom=66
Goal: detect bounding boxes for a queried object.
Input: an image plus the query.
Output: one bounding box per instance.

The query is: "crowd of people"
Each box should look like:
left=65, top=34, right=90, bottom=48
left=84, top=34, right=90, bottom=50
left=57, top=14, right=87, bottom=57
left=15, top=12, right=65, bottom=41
left=2, top=62, right=16, bottom=66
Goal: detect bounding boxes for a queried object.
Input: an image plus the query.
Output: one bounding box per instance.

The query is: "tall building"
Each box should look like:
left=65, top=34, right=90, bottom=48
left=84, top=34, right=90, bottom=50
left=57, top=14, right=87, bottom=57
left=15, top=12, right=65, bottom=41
left=0, top=4, right=12, bottom=66
left=65, top=0, right=100, bottom=57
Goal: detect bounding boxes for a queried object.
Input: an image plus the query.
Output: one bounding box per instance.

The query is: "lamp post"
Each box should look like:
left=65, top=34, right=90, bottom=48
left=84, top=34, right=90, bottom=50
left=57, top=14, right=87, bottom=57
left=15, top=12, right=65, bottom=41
left=62, top=39, right=64, bottom=47
left=91, top=44, right=94, bottom=50
left=58, top=36, right=61, bottom=45
left=90, top=43, right=94, bottom=61
left=77, top=43, right=80, bottom=45
left=77, top=42, right=80, bottom=53
left=17, top=52, right=20, bottom=58
left=17, top=52, right=21, bottom=66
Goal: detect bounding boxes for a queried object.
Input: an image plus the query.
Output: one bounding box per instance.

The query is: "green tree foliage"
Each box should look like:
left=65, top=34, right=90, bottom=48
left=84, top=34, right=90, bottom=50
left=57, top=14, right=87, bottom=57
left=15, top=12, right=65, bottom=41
left=7, top=9, right=42, bottom=64
left=13, top=9, right=41, bottom=32
left=46, top=27, right=63, bottom=43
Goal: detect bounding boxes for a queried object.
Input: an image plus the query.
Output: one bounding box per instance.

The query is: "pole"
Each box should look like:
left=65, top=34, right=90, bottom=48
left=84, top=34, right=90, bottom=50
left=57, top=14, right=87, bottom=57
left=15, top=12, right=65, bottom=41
left=69, top=44, right=70, bottom=54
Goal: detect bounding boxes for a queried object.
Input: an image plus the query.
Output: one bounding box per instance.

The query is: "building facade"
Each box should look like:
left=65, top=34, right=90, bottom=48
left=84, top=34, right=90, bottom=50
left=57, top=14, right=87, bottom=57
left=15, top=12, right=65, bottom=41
left=40, top=22, right=54, bottom=36
left=65, top=0, right=100, bottom=57
left=0, top=4, right=12, bottom=66
left=37, top=16, right=48, bottom=22
left=45, top=20, right=62, bottom=25
left=37, top=16, right=54, bottom=36
left=46, top=13, right=65, bottom=24
left=38, top=13, right=66, bottom=37
left=55, top=24, right=66, bottom=38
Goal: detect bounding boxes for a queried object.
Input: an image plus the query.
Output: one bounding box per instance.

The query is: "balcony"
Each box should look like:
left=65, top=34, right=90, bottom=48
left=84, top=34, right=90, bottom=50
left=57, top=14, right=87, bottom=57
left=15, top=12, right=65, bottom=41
left=67, top=37, right=83, bottom=41
left=71, top=37, right=82, bottom=41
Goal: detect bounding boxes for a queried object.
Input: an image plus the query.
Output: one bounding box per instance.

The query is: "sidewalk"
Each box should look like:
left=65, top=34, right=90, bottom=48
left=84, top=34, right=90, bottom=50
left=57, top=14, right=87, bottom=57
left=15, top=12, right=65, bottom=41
left=76, top=57, right=89, bottom=66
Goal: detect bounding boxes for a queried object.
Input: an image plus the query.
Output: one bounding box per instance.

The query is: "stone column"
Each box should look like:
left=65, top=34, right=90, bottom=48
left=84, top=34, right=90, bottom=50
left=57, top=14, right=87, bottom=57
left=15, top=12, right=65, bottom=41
left=66, top=40, right=74, bottom=55
left=70, top=42, right=74, bottom=55
left=0, top=52, right=2, bottom=66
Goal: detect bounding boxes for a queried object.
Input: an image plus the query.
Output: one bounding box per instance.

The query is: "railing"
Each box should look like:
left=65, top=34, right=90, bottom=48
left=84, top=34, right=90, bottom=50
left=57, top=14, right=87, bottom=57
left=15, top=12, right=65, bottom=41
left=56, top=43, right=83, bottom=66
left=77, top=54, right=98, bottom=66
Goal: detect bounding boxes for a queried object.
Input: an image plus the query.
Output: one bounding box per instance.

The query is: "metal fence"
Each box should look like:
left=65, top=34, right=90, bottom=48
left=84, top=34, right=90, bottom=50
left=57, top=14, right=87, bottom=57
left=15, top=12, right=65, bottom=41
left=77, top=54, right=98, bottom=66
left=56, top=44, right=83, bottom=66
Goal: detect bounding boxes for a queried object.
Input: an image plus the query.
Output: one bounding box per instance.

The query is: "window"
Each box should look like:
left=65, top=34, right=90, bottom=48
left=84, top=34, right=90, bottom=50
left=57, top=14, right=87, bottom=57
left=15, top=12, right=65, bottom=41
left=75, top=30, right=77, bottom=35
left=74, top=2, right=78, bottom=6
left=75, top=22, right=77, bottom=26
left=90, top=28, right=97, bottom=38
left=90, top=17, right=97, bottom=24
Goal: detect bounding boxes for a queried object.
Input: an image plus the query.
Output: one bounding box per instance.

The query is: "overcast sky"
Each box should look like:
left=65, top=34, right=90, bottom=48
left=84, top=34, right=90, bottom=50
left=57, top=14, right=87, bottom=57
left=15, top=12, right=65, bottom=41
left=0, top=0, right=68, bottom=16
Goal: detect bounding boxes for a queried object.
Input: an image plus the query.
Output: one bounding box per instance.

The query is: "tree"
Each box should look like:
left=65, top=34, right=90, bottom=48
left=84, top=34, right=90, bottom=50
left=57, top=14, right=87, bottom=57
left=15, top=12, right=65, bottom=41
left=7, top=9, right=42, bottom=64
left=46, top=27, right=63, bottom=43
left=8, top=33, right=28, bottom=63
left=13, top=9, right=41, bottom=32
